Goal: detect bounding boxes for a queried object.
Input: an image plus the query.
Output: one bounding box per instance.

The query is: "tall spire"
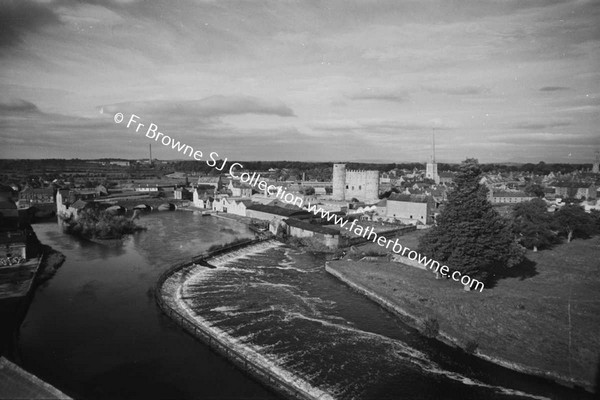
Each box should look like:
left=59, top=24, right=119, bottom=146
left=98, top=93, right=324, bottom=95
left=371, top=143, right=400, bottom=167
left=432, top=128, right=436, bottom=163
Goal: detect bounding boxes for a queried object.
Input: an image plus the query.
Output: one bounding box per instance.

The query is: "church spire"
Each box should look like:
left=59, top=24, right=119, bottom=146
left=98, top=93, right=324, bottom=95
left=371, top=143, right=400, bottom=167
left=432, top=128, right=436, bottom=163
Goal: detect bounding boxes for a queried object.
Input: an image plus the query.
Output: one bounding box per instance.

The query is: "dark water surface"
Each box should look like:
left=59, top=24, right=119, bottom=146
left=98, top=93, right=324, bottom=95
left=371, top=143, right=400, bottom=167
left=20, top=212, right=590, bottom=400
left=22, top=212, right=275, bottom=400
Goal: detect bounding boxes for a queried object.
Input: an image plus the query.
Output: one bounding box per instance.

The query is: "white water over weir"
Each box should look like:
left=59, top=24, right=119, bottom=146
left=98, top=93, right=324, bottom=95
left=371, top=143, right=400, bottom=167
left=156, top=239, right=334, bottom=400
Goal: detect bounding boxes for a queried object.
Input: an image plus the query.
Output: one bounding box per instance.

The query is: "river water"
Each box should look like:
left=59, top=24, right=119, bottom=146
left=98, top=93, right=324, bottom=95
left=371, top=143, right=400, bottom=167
left=20, top=212, right=589, bottom=400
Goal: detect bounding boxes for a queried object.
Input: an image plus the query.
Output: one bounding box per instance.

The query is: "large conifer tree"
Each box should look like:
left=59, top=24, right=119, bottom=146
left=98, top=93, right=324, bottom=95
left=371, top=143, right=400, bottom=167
left=418, top=159, right=524, bottom=283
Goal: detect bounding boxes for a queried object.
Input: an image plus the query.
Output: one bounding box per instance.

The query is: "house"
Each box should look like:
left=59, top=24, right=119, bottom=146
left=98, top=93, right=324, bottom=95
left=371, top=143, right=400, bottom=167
left=283, top=219, right=342, bottom=249
left=480, top=174, right=508, bottom=189
left=228, top=180, right=253, bottom=197
left=245, top=204, right=312, bottom=230
left=135, top=184, right=159, bottom=192
left=553, top=182, right=597, bottom=200
left=174, top=187, right=192, bottom=200
left=18, top=187, right=54, bottom=206
left=438, top=172, right=455, bottom=185
left=110, top=161, right=130, bottom=167
left=488, top=190, right=535, bottom=204
left=197, top=176, right=222, bottom=190
left=226, top=199, right=253, bottom=217
left=379, top=173, right=391, bottom=184
left=95, top=185, right=108, bottom=196
left=0, top=190, right=34, bottom=260
left=56, top=189, right=98, bottom=220
left=386, top=193, right=434, bottom=225
left=0, top=230, right=27, bottom=259
left=165, top=172, right=187, bottom=179
left=74, top=189, right=99, bottom=200
left=193, top=188, right=214, bottom=209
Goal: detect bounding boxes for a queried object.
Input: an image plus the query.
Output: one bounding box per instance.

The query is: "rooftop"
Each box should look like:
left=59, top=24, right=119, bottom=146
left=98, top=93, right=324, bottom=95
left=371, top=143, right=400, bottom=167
left=284, top=218, right=340, bottom=235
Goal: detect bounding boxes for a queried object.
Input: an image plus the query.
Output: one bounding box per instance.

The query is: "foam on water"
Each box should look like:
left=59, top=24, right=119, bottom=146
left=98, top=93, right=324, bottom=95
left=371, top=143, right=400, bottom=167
left=171, top=278, right=336, bottom=400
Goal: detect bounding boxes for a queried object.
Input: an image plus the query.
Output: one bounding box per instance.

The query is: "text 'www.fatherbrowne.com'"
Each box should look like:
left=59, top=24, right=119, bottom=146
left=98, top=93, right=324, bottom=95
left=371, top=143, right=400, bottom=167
left=112, top=112, right=484, bottom=292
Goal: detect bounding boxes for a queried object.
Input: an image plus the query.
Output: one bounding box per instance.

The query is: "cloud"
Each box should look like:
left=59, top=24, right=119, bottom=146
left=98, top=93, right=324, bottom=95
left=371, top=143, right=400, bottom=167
left=511, top=119, right=572, bottom=130
left=424, top=85, right=491, bottom=96
left=0, top=1, right=60, bottom=48
left=0, top=98, right=40, bottom=113
left=488, top=132, right=595, bottom=146
left=347, top=88, right=408, bottom=103
left=100, top=96, right=295, bottom=119
left=539, top=86, right=570, bottom=92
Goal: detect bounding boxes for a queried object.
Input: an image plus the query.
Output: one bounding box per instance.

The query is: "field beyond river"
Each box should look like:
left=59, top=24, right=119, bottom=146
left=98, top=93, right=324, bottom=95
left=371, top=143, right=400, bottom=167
left=327, top=231, right=600, bottom=392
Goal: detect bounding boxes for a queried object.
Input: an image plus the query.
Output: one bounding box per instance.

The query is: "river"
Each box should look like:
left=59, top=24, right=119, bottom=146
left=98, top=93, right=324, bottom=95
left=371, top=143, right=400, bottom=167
left=20, top=212, right=589, bottom=400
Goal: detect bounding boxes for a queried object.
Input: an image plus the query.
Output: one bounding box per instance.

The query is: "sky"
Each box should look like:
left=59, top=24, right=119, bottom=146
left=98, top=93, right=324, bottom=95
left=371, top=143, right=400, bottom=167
left=0, top=0, right=599, bottom=163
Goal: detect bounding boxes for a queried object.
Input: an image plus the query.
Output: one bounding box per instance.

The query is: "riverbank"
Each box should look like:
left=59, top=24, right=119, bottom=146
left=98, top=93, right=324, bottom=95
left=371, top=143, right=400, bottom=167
left=326, top=234, right=600, bottom=393
left=0, top=244, right=65, bottom=359
left=156, top=239, right=333, bottom=400
left=0, top=357, right=71, bottom=399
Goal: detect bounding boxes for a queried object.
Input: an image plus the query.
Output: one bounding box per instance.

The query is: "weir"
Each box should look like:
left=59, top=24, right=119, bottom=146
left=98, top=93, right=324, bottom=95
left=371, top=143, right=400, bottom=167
left=155, top=239, right=331, bottom=400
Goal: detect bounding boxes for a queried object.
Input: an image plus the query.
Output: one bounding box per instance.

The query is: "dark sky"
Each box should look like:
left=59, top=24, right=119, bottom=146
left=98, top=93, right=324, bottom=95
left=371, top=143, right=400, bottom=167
left=0, top=0, right=599, bottom=163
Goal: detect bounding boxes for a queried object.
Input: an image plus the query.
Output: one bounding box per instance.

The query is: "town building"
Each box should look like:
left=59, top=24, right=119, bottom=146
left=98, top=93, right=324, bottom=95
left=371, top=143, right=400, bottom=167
left=174, top=187, right=192, bottom=200
left=488, top=190, right=535, bottom=204
left=192, top=189, right=213, bottom=209
left=109, top=161, right=130, bottom=167
left=0, top=186, right=35, bottom=260
left=283, top=219, right=342, bottom=249
left=554, top=182, right=597, bottom=200
left=134, top=184, right=159, bottom=192
left=228, top=180, right=253, bottom=197
left=438, top=172, right=455, bottom=185
left=196, top=176, right=222, bottom=190
left=241, top=204, right=311, bottom=235
left=386, top=193, right=434, bottom=225
left=18, top=187, right=54, bottom=207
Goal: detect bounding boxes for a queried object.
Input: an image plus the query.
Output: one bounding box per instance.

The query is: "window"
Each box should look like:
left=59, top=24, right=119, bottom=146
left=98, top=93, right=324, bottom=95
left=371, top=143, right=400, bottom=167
left=359, top=185, right=362, bottom=190
left=346, top=185, right=348, bottom=189
left=352, top=186, right=354, bottom=190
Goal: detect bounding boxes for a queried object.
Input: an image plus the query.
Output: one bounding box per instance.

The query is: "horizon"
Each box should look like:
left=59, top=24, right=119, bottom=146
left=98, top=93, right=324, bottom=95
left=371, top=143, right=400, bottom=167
left=0, top=157, right=595, bottom=167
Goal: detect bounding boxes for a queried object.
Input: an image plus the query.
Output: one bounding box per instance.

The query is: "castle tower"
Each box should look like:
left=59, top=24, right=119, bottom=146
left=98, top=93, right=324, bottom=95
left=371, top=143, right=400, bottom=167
left=593, top=151, right=599, bottom=174
left=332, top=164, right=346, bottom=200
left=364, top=170, right=380, bottom=203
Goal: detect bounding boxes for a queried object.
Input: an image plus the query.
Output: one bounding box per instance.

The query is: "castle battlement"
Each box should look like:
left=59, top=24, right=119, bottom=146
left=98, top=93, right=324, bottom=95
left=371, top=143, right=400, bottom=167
left=345, top=169, right=379, bottom=174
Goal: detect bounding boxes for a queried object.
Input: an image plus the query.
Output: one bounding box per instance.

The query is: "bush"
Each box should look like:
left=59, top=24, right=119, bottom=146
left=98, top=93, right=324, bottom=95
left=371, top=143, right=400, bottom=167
left=62, top=207, right=145, bottom=239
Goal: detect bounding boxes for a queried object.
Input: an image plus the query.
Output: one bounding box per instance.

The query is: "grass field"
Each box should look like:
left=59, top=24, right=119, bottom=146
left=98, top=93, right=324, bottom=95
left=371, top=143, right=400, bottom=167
left=328, top=231, right=600, bottom=391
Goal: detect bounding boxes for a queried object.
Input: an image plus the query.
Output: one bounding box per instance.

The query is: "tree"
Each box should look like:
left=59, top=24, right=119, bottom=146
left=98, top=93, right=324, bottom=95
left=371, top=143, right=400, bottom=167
left=554, top=204, right=594, bottom=242
left=302, top=186, right=315, bottom=195
left=524, top=183, right=545, bottom=198
left=590, top=209, right=600, bottom=234
left=62, top=207, right=145, bottom=239
left=418, top=159, right=524, bottom=285
left=512, top=198, right=555, bottom=251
